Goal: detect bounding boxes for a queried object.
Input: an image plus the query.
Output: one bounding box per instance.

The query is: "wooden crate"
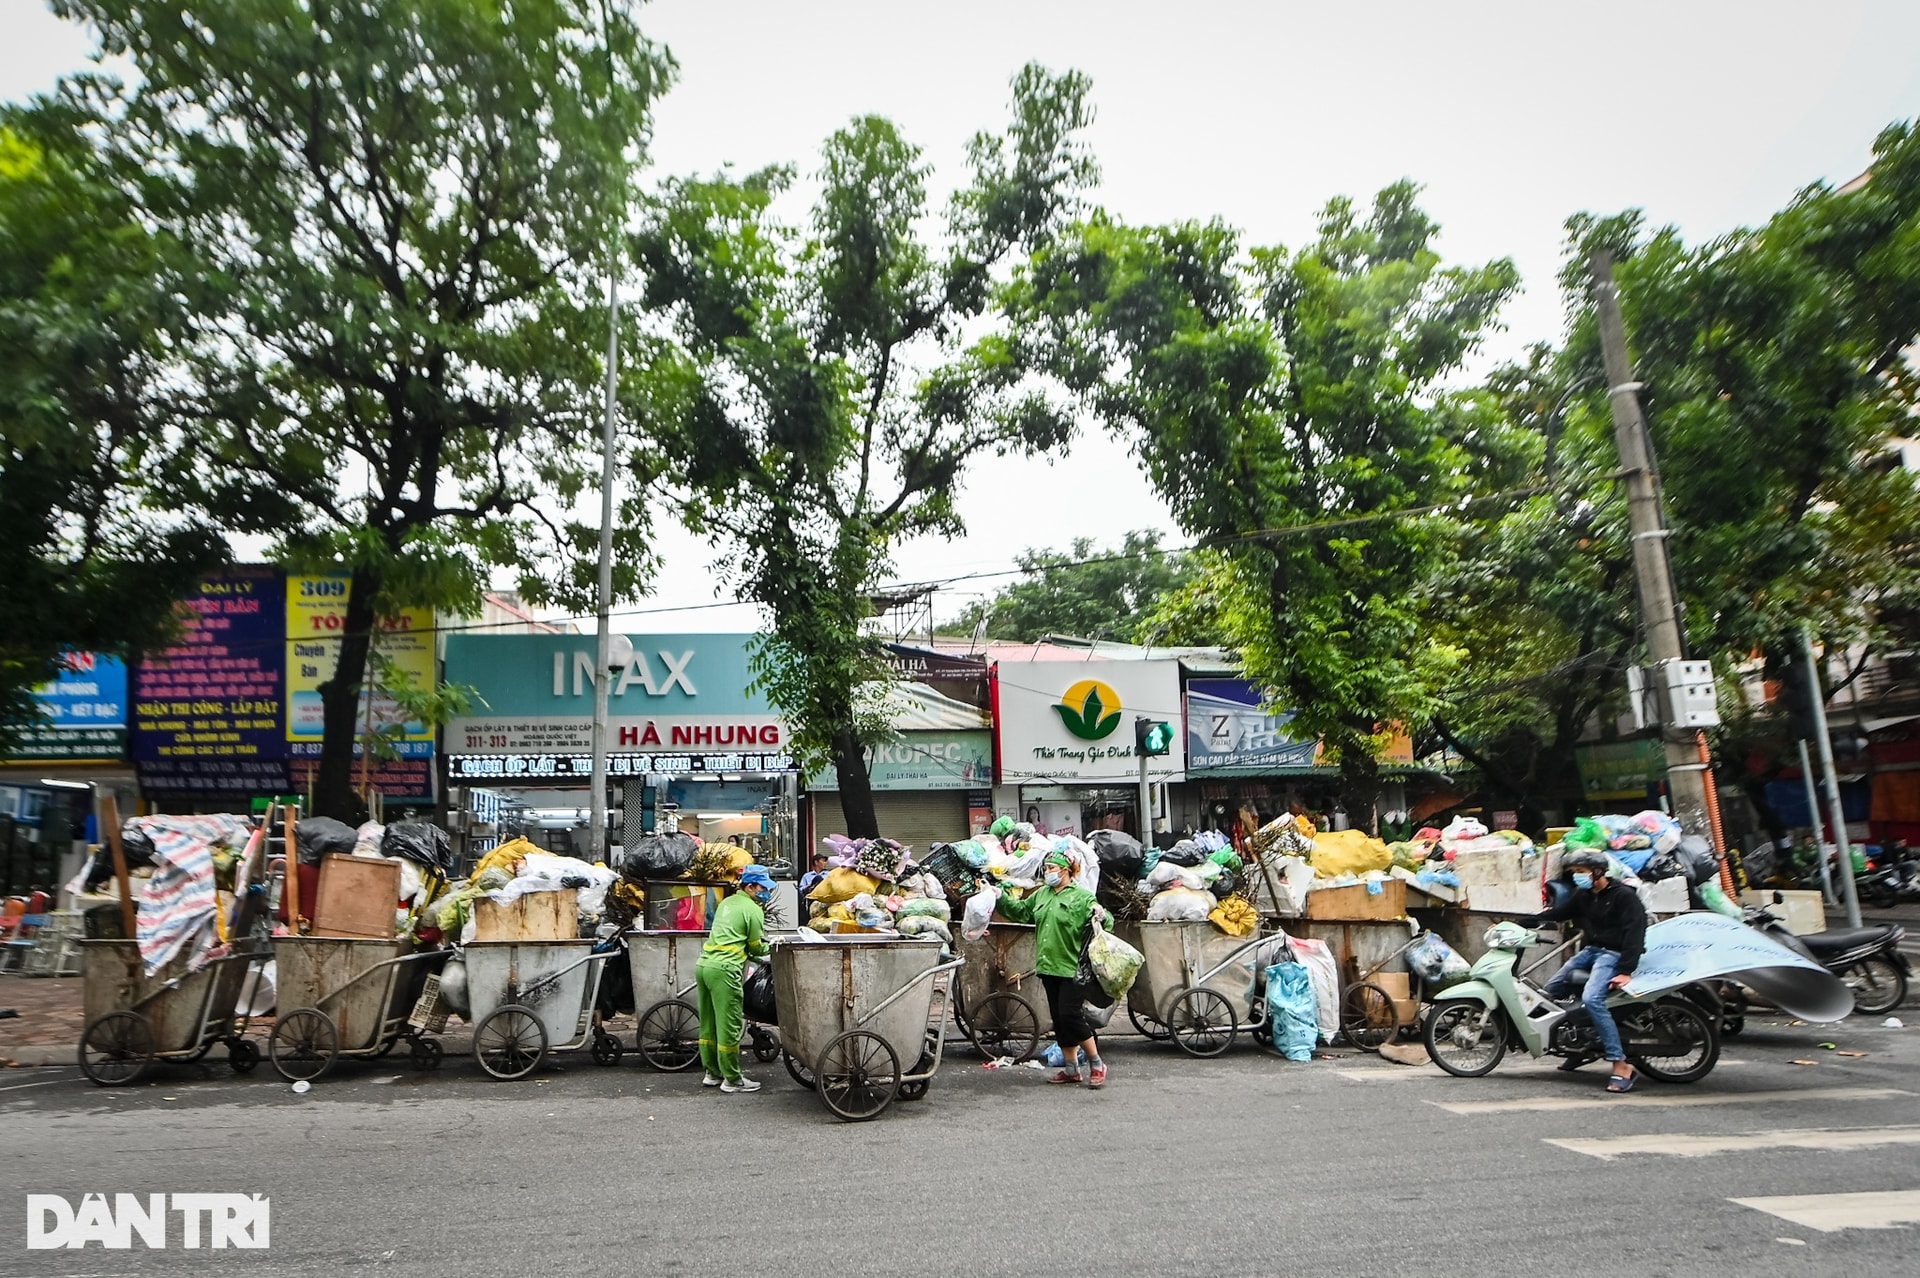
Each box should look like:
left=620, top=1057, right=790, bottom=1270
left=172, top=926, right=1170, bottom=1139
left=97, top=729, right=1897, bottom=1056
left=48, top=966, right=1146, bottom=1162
left=1304, top=879, right=1407, bottom=921
left=472, top=888, right=578, bottom=942
left=310, top=855, right=401, bottom=939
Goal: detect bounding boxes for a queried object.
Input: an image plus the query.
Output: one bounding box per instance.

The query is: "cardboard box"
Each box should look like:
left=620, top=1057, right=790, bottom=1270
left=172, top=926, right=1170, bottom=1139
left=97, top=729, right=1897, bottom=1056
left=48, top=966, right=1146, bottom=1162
left=1466, top=881, right=1545, bottom=915
left=472, top=888, right=579, bottom=942
left=1304, top=880, right=1406, bottom=921
left=1740, top=888, right=1826, bottom=935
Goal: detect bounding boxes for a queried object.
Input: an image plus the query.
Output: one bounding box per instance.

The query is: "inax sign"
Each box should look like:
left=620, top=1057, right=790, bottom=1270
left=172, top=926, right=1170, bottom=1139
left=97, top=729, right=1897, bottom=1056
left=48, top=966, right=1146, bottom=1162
left=443, top=634, right=790, bottom=778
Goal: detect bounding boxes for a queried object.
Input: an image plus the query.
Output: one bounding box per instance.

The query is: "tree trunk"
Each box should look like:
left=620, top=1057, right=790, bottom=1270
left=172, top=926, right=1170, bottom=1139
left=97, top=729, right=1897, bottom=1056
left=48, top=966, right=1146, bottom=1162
left=828, top=726, right=880, bottom=838
left=313, top=566, right=379, bottom=823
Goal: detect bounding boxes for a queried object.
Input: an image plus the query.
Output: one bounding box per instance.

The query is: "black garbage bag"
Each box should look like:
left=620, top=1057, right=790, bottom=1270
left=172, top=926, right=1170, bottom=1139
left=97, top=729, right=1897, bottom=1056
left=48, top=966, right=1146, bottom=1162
left=381, top=821, right=455, bottom=875
left=1087, top=829, right=1145, bottom=882
left=82, top=822, right=158, bottom=891
left=294, top=816, right=358, bottom=865
left=1160, top=839, right=1207, bottom=867
left=1677, top=835, right=1721, bottom=886
left=1211, top=869, right=1240, bottom=899
left=616, top=832, right=698, bottom=879
left=1640, top=847, right=1686, bottom=882
left=743, top=964, right=778, bottom=1025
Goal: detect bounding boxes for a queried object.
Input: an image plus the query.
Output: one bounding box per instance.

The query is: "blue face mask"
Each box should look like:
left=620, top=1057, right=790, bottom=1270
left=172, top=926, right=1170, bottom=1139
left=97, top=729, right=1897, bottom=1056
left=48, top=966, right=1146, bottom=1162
left=1572, top=871, right=1594, bottom=890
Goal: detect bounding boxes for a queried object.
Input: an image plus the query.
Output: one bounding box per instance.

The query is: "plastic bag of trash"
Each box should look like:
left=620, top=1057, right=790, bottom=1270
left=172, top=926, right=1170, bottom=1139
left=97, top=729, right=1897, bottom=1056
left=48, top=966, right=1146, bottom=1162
left=1697, top=881, right=1743, bottom=918
left=1406, top=933, right=1471, bottom=988
left=295, top=817, right=358, bottom=865
left=962, top=885, right=999, bottom=941
left=353, top=821, right=385, bottom=858
left=1087, top=919, right=1144, bottom=999
left=1146, top=886, right=1216, bottom=923
left=1041, top=1042, right=1089, bottom=1069
left=381, top=822, right=455, bottom=875
left=896, top=915, right=953, bottom=946
left=438, top=955, right=470, bottom=1019
left=1146, top=861, right=1207, bottom=892
left=1265, top=962, right=1318, bottom=1061
left=743, top=963, right=778, bottom=1024
left=617, top=832, right=699, bottom=880
left=1160, top=840, right=1207, bottom=867
left=896, top=897, right=951, bottom=922
left=1088, top=829, right=1146, bottom=881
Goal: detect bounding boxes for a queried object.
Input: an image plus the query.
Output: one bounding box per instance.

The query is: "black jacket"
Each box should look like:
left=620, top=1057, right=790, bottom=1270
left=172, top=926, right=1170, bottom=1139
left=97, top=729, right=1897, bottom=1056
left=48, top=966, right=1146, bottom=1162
left=1525, top=883, right=1649, bottom=976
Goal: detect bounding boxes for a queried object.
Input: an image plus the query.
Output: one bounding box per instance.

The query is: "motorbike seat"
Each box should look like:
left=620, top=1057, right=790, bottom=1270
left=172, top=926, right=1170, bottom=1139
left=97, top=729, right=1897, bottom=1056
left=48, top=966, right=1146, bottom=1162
left=1796, top=925, right=1898, bottom=955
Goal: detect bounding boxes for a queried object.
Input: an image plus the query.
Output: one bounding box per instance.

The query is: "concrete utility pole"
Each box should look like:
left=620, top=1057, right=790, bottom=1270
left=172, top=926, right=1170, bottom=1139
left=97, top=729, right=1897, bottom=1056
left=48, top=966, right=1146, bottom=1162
left=1591, top=251, right=1711, bottom=837
left=588, top=270, right=621, bottom=867
left=1800, top=627, right=1863, bottom=927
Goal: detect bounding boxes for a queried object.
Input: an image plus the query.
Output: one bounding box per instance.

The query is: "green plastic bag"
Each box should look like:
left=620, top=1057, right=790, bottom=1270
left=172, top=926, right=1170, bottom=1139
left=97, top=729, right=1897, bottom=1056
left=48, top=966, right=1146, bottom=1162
left=1208, top=848, right=1243, bottom=872
left=1563, top=817, right=1610, bottom=851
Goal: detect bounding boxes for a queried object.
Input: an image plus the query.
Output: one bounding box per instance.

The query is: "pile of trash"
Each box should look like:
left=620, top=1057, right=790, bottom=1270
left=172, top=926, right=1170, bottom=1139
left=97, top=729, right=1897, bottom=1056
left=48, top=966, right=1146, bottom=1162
left=427, top=836, right=617, bottom=944
left=804, top=835, right=954, bottom=944
left=598, top=830, right=768, bottom=930
left=1078, top=827, right=1256, bottom=937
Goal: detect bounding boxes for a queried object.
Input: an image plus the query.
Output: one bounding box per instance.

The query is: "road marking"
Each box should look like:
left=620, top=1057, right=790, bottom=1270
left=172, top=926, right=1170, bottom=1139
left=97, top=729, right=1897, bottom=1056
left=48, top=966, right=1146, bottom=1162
left=0, top=1077, right=76, bottom=1093
left=1731, top=1190, right=1920, bottom=1232
left=1426, top=1085, right=1913, bottom=1115
left=1548, top=1126, right=1920, bottom=1160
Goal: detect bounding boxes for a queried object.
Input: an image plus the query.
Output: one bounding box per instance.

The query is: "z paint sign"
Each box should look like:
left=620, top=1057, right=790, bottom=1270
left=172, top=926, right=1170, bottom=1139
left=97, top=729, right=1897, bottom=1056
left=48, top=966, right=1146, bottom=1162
left=1183, top=678, right=1316, bottom=772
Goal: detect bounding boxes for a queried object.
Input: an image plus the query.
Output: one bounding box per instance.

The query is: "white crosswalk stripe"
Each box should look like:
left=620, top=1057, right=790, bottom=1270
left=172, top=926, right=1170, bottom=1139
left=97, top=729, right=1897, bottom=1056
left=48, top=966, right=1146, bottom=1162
left=1730, top=1190, right=1920, bottom=1232
left=1547, top=1125, right=1920, bottom=1160
left=1425, top=1085, right=1913, bottom=1115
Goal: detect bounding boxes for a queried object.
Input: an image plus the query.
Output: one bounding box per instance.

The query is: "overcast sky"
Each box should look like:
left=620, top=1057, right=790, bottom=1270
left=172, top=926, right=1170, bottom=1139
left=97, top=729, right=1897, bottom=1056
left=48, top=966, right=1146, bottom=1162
left=7, top=1, right=1919, bottom=633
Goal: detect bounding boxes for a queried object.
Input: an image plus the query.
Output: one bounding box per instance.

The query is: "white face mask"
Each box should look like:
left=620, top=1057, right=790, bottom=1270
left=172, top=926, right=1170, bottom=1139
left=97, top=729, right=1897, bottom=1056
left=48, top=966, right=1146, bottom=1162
left=1044, top=870, right=1066, bottom=888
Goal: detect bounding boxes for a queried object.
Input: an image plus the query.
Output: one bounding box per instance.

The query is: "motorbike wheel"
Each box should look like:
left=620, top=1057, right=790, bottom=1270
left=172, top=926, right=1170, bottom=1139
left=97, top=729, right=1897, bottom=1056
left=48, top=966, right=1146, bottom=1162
left=1865, top=878, right=1900, bottom=910
left=1423, top=1003, right=1507, bottom=1077
left=1623, top=997, right=1719, bottom=1083
left=1845, top=955, right=1908, bottom=1016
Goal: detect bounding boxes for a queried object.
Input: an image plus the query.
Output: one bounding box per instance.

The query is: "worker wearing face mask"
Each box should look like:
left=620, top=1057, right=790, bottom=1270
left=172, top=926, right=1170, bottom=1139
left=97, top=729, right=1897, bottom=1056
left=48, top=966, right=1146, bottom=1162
left=992, top=849, right=1113, bottom=1088
left=696, top=866, right=775, bottom=1093
left=1520, top=849, right=1649, bottom=1093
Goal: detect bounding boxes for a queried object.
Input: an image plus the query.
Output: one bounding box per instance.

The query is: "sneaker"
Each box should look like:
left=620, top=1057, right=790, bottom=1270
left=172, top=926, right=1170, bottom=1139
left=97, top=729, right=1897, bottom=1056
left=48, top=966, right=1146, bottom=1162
left=1046, top=1069, right=1081, bottom=1085
left=1088, top=1062, right=1108, bottom=1088
left=701, top=1073, right=723, bottom=1087
left=720, top=1077, right=761, bottom=1093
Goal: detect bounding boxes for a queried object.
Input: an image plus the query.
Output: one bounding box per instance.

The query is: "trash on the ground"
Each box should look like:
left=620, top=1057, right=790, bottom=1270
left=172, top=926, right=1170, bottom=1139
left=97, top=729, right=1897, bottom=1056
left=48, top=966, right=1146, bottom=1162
left=1377, top=1040, right=1431, bottom=1067
left=291, top=1080, right=311, bottom=1094
left=1884, top=1017, right=1904, bottom=1028
left=1837, top=1050, right=1867, bottom=1057
left=981, top=1056, right=1016, bottom=1070
left=1818, top=1041, right=1838, bottom=1049
left=1789, top=1059, right=1819, bottom=1066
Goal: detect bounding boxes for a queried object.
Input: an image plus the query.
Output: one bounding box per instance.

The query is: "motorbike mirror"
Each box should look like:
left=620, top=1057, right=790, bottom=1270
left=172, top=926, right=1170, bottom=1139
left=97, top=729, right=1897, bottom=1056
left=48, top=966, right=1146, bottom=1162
left=1772, top=890, right=1784, bottom=904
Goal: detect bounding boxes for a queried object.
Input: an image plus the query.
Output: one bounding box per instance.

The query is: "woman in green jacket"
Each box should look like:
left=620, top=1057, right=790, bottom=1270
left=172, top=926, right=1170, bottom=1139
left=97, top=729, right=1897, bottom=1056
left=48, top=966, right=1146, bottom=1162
left=993, top=849, right=1112, bottom=1088
left=696, top=866, right=774, bottom=1092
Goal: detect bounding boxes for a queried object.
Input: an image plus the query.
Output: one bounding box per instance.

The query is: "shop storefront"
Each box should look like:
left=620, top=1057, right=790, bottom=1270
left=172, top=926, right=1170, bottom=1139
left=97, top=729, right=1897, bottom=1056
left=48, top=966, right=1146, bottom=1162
left=990, top=657, right=1186, bottom=839
left=1, top=652, right=135, bottom=898
left=441, top=633, right=800, bottom=871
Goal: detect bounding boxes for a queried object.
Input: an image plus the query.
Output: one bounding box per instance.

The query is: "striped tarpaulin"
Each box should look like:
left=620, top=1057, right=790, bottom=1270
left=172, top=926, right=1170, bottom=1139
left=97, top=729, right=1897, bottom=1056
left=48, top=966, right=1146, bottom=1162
left=133, top=815, right=251, bottom=975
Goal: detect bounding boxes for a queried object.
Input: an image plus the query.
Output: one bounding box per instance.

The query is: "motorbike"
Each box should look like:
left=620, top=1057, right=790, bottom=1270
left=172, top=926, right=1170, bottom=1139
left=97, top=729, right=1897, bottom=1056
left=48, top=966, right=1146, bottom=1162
left=1860, top=841, right=1920, bottom=909
left=1424, top=922, right=1722, bottom=1082
left=1746, top=903, right=1910, bottom=1016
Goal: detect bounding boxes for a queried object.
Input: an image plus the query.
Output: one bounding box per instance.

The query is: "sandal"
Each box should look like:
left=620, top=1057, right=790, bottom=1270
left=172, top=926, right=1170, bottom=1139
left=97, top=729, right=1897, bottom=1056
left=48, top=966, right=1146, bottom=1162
left=1606, top=1070, right=1636, bottom=1094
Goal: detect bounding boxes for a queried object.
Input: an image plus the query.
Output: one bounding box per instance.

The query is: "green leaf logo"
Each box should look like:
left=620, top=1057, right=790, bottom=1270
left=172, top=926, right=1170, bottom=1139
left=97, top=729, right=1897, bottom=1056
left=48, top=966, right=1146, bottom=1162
left=1054, top=679, right=1124, bottom=741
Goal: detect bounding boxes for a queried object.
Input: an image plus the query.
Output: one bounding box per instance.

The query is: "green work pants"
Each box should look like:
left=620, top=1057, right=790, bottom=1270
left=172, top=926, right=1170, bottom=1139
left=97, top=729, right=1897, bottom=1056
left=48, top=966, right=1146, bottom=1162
left=696, top=956, right=745, bottom=1082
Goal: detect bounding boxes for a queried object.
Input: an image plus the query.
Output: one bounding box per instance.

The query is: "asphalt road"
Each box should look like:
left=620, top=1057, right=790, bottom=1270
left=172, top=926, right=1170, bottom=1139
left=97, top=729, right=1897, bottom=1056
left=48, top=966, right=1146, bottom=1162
left=5, top=1008, right=1919, bottom=1278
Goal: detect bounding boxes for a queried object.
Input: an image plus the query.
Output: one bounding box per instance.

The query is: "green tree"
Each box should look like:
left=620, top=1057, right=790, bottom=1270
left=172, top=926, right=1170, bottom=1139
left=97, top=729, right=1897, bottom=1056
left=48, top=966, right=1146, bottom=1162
left=635, top=65, right=1094, bottom=837
left=941, top=530, right=1207, bottom=643
left=1019, top=184, right=1517, bottom=816
left=0, top=95, right=225, bottom=751
left=53, top=0, right=674, bottom=819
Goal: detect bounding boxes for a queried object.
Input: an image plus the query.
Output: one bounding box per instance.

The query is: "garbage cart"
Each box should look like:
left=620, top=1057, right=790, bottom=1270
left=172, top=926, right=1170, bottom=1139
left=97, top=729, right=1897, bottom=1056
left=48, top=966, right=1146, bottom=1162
left=626, top=928, right=780, bottom=1071
left=267, top=937, right=453, bottom=1080
left=952, top=922, right=1049, bottom=1060
left=463, top=938, right=623, bottom=1080
left=76, top=939, right=268, bottom=1086
left=1118, top=920, right=1281, bottom=1058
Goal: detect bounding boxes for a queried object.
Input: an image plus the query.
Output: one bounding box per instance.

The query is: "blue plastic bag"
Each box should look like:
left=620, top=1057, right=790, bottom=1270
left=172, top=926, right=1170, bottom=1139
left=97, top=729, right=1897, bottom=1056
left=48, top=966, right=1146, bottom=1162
left=1265, top=962, right=1318, bottom=1062
left=1041, top=1043, right=1090, bottom=1069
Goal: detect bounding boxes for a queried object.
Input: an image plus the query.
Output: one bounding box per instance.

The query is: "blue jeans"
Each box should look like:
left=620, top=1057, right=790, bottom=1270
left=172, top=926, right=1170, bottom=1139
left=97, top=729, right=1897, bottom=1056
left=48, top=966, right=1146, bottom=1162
left=1542, top=946, right=1625, bottom=1063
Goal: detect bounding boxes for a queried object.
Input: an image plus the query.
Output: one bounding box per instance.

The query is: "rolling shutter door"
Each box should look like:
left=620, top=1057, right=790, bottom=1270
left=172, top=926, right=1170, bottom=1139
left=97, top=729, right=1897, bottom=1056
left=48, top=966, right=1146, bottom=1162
left=808, top=791, right=969, bottom=853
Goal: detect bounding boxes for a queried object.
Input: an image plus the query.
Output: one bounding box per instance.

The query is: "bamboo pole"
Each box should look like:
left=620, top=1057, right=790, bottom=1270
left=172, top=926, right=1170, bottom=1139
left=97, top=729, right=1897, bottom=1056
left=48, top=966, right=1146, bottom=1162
left=283, top=805, right=302, bottom=934
left=99, top=793, right=138, bottom=941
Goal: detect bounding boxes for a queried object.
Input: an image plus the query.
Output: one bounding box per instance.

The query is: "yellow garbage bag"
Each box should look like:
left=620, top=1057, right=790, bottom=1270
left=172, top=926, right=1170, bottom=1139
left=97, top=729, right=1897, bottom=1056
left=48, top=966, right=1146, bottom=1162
left=1208, top=895, right=1258, bottom=937
left=726, top=846, right=755, bottom=875
left=1310, top=829, right=1392, bottom=877
left=475, top=837, right=542, bottom=881
left=807, top=867, right=881, bottom=903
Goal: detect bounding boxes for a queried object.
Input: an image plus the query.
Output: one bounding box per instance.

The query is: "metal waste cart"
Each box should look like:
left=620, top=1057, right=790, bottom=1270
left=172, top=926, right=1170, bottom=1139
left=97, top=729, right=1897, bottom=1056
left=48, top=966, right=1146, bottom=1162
left=625, top=929, right=783, bottom=1071
left=76, top=938, right=268, bottom=1085
left=267, top=937, right=452, bottom=1080
left=952, top=922, right=1050, bottom=1060
left=463, top=938, right=623, bottom=1079
left=771, top=936, right=963, bottom=1121
left=1118, top=920, right=1279, bottom=1058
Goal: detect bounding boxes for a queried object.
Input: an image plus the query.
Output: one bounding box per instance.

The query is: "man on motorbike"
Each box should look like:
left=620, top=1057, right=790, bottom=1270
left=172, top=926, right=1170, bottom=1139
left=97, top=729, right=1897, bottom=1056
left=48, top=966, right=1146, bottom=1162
left=1521, top=849, right=1649, bottom=1093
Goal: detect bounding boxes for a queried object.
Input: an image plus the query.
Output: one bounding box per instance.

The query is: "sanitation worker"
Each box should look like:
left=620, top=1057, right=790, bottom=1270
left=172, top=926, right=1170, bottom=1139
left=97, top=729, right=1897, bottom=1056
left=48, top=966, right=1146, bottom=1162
left=992, top=848, right=1113, bottom=1088
left=697, top=865, right=775, bottom=1093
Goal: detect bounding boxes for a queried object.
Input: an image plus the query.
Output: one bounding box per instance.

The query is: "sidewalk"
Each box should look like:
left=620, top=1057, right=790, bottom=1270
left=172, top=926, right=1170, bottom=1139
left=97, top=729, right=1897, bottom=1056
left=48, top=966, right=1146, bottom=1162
left=0, top=973, right=86, bottom=1065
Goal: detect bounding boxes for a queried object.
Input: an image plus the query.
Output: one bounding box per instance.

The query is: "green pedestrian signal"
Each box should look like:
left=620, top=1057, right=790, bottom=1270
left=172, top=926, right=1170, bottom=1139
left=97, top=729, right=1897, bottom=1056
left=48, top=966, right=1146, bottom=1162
left=1135, top=717, right=1174, bottom=757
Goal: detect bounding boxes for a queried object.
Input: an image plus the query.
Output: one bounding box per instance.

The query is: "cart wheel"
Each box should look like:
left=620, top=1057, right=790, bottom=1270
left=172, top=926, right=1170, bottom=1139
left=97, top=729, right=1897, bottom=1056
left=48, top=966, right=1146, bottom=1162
left=1167, top=988, right=1238, bottom=1058
left=636, top=998, right=701, bottom=1072
left=816, top=1030, right=900, bottom=1122
left=270, top=1008, right=339, bottom=1082
left=1339, top=982, right=1400, bottom=1052
left=78, top=1010, right=155, bottom=1087
left=782, top=1048, right=816, bottom=1091
left=1128, top=1005, right=1172, bottom=1041
left=474, top=1005, right=548, bottom=1080
left=749, top=1027, right=781, bottom=1063
left=408, top=1037, right=444, bottom=1071
left=590, top=1031, right=625, bottom=1067
left=226, top=1037, right=262, bottom=1074
left=967, top=991, right=1040, bottom=1061
left=898, top=1051, right=935, bottom=1102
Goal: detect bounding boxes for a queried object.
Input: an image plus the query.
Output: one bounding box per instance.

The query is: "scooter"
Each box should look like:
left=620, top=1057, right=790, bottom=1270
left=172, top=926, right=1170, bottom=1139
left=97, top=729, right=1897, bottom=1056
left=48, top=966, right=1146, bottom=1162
left=1424, top=923, right=1721, bottom=1082
left=1746, top=903, right=1910, bottom=1016
left=1860, top=842, right=1920, bottom=909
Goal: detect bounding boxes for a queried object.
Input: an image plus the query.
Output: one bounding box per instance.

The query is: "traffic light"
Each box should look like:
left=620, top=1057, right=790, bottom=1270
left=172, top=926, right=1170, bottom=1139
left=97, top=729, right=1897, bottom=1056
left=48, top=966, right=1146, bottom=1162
left=1135, top=717, right=1174, bottom=757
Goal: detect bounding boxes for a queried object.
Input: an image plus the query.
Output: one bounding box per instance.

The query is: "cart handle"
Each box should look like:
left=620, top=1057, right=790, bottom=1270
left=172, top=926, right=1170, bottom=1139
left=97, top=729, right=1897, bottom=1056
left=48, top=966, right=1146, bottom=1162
left=514, top=945, right=617, bottom=1005
left=309, top=950, right=447, bottom=1011
left=849, top=955, right=967, bottom=1029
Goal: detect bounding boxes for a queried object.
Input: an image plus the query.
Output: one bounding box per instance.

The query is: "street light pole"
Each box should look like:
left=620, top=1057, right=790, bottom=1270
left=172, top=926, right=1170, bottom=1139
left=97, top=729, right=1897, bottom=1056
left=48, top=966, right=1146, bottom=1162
left=588, top=270, right=621, bottom=866
left=1800, top=626, right=1863, bottom=927
left=1591, top=250, right=1712, bottom=838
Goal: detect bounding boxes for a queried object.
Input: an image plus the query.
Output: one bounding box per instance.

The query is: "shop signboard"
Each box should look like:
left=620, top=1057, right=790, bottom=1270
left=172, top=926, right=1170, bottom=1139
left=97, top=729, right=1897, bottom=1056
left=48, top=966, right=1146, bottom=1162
left=284, top=574, right=435, bottom=803
left=1576, top=739, right=1665, bottom=801
left=11, top=653, right=128, bottom=763
left=1184, top=678, right=1317, bottom=772
left=808, top=729, right=993, bottom=791
left=443, top=633, right=791, bottom=779
left=992, top=659, right=1185, bottom=785
left=132, top=566, right=290, bottom=793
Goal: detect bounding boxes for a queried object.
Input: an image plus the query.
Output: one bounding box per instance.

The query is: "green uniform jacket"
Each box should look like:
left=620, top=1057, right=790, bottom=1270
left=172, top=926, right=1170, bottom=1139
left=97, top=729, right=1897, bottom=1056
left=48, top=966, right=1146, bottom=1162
left=992, top=883, right=1104, bottom=978
left=700, top=891, right=769, bottom=966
